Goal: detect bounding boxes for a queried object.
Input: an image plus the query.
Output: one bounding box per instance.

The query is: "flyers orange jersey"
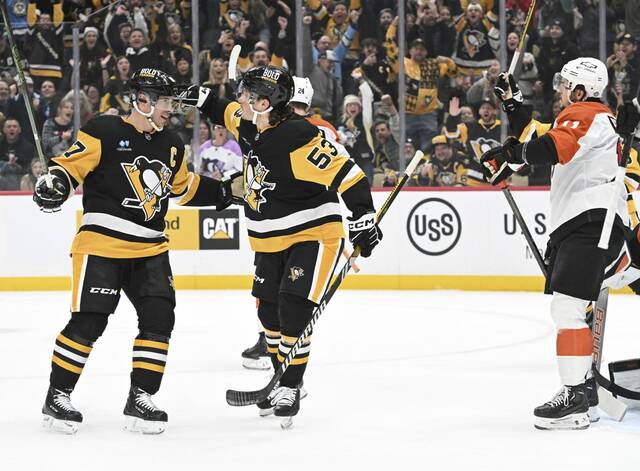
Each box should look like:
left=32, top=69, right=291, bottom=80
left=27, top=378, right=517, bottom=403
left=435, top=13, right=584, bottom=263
left=199, top=95, right=372, bottom=253
left=49, top=115, right=222, bottom=258
left=515, top=101, right=628, bottom=235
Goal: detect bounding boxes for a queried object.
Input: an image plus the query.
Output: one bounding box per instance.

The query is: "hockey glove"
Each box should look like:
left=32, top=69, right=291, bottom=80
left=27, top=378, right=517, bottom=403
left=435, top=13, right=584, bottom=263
left=175, top=85, right=212, bottom=109
left=216, top=172, right=244, bottom=211
left=348, top=211, right=382, bottom=258
left=494, top=73, right=523, bottom=113
left=33, top=173, right=70, bottom=213
left=616, top=102, right=640, bottom=137
left=480, top=137, right=523, bottom=185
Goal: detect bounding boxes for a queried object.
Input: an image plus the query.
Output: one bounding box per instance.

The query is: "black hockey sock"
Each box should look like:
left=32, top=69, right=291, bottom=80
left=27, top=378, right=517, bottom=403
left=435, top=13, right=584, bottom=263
left=264, top=327, right=281, bottom=370
left=278, top=334, right=311, bottom=388
left=50, top=331, right=94, bottom=391
left=130, top=332, right=169, bottom=395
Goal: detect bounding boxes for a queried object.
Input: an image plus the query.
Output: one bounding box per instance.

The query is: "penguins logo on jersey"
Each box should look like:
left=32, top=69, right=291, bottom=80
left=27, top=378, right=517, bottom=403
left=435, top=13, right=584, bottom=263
left=288, top=266, right=304, bottom=282
left=244, top=151, right=276, bottom=212
left=462, top=29, right=486, bottom=58
left=121, top=156, right=173, bottom=221
left=470, top=137, right=500, bottom=160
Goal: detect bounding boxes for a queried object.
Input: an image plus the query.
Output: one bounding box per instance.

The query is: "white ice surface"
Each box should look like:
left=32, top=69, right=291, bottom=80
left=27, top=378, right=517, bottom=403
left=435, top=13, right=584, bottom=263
left=1, top=290, right=639, bottom=470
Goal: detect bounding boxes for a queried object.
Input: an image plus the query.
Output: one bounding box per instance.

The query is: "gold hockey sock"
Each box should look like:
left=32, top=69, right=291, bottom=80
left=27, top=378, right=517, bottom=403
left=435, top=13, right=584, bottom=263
left=50, top=332, right=93, bottom=391
left=131, top=333, right=169, bottom=395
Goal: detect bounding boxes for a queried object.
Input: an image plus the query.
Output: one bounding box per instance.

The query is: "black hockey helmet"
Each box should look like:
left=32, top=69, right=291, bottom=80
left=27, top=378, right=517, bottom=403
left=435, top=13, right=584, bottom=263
left=237, top=66, right=293, bottom=110
left=129, top=68, right=178, bottom=101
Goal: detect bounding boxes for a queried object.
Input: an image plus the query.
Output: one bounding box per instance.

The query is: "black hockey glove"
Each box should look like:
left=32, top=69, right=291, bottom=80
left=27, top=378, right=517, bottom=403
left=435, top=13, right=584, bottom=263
left=348, top=211, right=382, bottom=258
left=216, top=172, right=244, bottom=211
left=480, top=137, right=523, bottom=185
left=616, top=102, right=640, bottom=137
left=33, top=173, right=70, bottom=213
left=175, top=85, right=212, bottom=109
left=494, top=73, right=523, bottom=113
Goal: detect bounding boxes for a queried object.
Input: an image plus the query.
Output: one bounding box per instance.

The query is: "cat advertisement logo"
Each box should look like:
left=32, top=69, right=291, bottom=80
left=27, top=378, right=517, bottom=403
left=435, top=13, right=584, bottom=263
left=121, top=156, right=172, bottom=221
left=199, top=209, right=240, bottom=250
left=244, top=151, right=275, bottom=212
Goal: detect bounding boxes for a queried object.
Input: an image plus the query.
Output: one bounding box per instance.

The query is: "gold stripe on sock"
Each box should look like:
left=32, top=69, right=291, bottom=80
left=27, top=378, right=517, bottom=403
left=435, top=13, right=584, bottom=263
left=57, top=334, right=92, bottom=354
left=52, top=355, right=83, bottom=374
left=132, top=361, right=165, bottom=373
left=133, top=339, right=169, bottom=351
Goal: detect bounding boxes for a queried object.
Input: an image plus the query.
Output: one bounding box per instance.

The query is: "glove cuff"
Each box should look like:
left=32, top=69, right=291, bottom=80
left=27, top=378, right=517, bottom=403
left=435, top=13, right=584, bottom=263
left=348, top=212, right=376, bottom=231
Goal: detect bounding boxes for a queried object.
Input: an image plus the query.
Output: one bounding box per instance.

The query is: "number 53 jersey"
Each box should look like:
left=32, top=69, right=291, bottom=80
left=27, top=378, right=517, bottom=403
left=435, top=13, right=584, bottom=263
left=49, top=115, right=221, bottom=258
left=201, top=96, right=374, bottom=253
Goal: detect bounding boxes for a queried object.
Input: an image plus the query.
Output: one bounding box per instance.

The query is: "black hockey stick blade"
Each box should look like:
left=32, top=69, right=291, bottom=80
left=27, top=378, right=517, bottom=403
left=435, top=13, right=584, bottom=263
left=226, top=378, right=276, bottom=406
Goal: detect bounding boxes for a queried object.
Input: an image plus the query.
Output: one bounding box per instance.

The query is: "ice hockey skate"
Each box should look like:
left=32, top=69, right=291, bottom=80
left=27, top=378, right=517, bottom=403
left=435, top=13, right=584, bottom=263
left=585, top=377, right=600, bottom=423
left=273, top=386, right=300, bottom=430
left=257, top=380, right=307, bottom=418
left=123, top=386, right=168, bottom=434
left=42, top=387, right=83, bottom=434
left=534, top=385, right=590, bottom=430
left=241, top=332, right=271, bottom=370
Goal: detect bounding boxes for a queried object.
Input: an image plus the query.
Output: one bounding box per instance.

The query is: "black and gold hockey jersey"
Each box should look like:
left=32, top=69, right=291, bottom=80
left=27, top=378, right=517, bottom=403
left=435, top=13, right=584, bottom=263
left=49, top=115, right=222, bottom=258
left=445, top=115, right=501, bottom=187
left=200, top=96, right=373, bottom=253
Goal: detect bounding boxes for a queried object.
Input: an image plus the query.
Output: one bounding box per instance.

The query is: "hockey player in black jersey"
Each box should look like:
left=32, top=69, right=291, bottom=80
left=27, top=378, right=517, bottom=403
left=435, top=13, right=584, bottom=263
left=180, top=66, right=381, bottom=425
left=34, top=68, right=234, bottom=434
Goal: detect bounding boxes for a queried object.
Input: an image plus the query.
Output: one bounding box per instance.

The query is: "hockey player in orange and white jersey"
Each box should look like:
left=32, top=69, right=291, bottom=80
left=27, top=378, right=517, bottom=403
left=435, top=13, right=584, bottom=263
left=481, top=58, right=630, bottom=430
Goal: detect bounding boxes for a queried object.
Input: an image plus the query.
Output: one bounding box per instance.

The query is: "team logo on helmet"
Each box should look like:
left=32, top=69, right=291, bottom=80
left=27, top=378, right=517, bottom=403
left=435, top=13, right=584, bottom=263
left=121, top=156, right=172, bottom=221
left=244, top=151, right=276, bottom=212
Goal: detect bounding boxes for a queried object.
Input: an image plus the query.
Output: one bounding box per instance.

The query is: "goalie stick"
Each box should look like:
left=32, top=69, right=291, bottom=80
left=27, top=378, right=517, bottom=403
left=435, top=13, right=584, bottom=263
left=0, top=0, right=51, bottom=187
left=225, top=150, right=425, bottom=407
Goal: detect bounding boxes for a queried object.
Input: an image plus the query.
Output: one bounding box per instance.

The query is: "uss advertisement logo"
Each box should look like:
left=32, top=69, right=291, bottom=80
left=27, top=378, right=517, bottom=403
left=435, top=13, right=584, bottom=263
left=199, top=209, right=240, bottom=250
left=407, top=198, right=461, bottom=256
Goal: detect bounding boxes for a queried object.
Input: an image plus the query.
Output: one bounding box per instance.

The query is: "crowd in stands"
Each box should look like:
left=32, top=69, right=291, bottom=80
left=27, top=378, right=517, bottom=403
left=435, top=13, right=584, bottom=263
left=0, top=0, right=638, bottom=191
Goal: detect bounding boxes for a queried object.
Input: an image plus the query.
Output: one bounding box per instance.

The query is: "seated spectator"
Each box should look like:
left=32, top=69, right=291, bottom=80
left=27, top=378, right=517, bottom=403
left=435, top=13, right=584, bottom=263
left=36, top=80, right=59, bottom=132
left=351, top=38, right=394, bottom=100
left=607, top=33, right=640, bottom=106
left=84, top=85, right=101, bottom=113
left=203, top=58, right=234, bottom=101
left=20, top=157, right=43, bottom=191
left=414, top=135, right=485, bottom=187
left=200, top=124, right=242, bottom=179
left=0, top=79, right=10, bottom=121
left=445, top=96, right=499, bottom=172
left=174, top=55, right=192, bottom=86
left=0, top=118, right=34, bottom=179
left=100, top=56, right=131, bottom=114
left=0, top=150, right=23, bottom=190
left=165, top=23, right=193, bottom=66
left=42, top=99, right=74, bottom=158
left=309, top=51, right=343, bottom=124
left=338, top=94, right=374, bottom=184
left=373, top=95, right=400, bottom=172
left=466, top=59, right=500, bottom=108
left=7, top=74, right=37, bottom=144
left=63, top=90, right=93, bottom=126
left=198, top=121, right=212, bottom=151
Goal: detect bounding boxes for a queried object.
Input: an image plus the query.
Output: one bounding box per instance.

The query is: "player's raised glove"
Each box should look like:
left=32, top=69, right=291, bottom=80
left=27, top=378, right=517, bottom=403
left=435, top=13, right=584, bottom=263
left=348, top=211, right=382, bottom=258
left=480, top=137, right=523, bottom=185
left=494, top=73, right=523, bottom=113
left=616, top=102, right=640, bottom=137
left=33, top=173, right=70, bottom=213
left=175, top=85, right=211, bottom=109
left=216, top=171, right=244, bottom=211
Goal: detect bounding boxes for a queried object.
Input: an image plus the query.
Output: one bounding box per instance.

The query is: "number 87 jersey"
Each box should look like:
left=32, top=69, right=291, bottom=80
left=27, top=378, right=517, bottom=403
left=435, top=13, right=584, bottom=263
left=201, top=96, right=375, bottom=253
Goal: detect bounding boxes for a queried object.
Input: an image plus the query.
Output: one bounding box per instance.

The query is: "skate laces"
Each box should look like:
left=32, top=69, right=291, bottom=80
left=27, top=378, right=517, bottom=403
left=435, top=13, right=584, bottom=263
left=134, top=389, right=160, bottom=411
left=273, top=386, right=297, bottom=407
left=53, top=389, right=77, bottom=412
left=546, top=386, right=571, bottom=407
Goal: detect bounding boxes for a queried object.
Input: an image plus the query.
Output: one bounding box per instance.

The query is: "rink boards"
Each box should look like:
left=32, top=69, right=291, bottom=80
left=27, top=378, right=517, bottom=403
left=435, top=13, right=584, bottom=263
left=0, top=187, right=621, bottom=291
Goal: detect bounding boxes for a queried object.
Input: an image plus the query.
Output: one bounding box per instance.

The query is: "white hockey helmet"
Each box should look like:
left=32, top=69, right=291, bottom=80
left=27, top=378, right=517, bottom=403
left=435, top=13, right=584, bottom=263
left=553, top=57, right=608, bottom=99
left=290, top=76, right=314, bottom=108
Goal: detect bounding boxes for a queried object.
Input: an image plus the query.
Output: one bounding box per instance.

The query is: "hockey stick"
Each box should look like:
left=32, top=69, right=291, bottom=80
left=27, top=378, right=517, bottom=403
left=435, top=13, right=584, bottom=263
left=500, top=184, right=546, bottom=276
left=0, top=1, right=51, bottom=188
left=228, top=44, right=241, bottom=86
left=226, top=150, right=425, bottom=407
left=508, top=0, right=536, bottom=76
left=342, top=248, right=360, bottom=273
